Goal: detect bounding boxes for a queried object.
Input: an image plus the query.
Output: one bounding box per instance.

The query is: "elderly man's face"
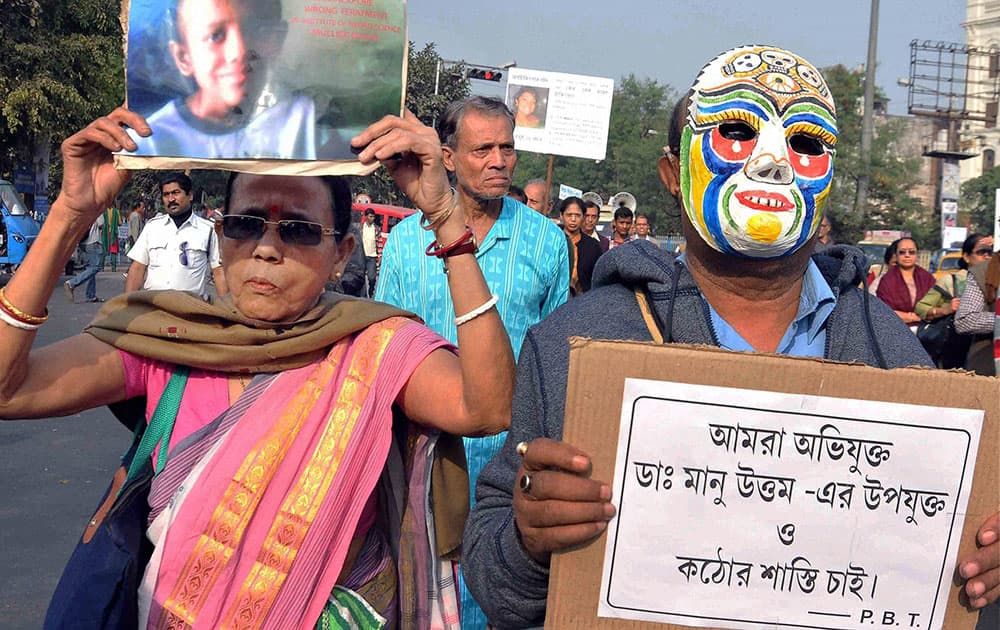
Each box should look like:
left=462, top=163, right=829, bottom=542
left=635, top=216, right=650, bottom=236
left=524, top=182, right=549, bottom=214
left=681, top=46, right=837, bottom=259
left=443, top=111, right=516, bottom=202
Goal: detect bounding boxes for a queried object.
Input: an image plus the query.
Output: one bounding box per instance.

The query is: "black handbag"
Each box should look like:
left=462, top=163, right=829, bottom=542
left=43, top=368, right=188, bottom=630
left=916, top=276, right=968, bottom=366
left=916, top=310, right=956, bottom=361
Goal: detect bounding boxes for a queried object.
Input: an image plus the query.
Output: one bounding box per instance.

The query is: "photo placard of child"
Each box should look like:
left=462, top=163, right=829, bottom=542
left=119, top=0, right=407, bottom=173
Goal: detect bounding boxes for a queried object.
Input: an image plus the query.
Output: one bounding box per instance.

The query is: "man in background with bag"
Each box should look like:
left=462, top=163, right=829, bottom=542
left=63, top=213, right=105, bottom=303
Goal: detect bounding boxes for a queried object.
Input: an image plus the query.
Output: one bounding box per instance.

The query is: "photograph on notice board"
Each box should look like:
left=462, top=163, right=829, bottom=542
left=507, top=85, right=550, bottom=130
left=121, top=0, right=406, bottom=166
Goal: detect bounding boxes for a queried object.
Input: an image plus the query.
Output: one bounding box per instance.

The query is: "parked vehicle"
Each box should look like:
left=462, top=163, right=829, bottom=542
left=857, top=229, right=909, bottom=266
left=0, top=179, right=41, bottom=274
left=933, top=250, right=964, bottom=280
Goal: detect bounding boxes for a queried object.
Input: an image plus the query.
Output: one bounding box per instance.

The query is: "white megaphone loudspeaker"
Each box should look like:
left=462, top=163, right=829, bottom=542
left=609, top=191, right=637, bottom=213
left=581, top=191, right=604, bottom=207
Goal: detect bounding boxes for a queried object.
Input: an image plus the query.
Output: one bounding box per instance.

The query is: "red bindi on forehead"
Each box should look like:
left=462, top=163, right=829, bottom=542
left=268, top=204, right=281, bottom=220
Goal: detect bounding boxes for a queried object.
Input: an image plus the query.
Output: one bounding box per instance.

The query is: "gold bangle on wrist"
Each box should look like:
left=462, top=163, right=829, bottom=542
left=420, top=189, right=458, bottom=232
left=0, top=288, right=48, bottom=325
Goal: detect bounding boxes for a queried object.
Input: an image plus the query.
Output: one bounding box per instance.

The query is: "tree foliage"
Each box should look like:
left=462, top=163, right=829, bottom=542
left=405, top=42, right=471, bottom=127
left=514, top=75, right=679, bottom=233
left=0, top=0, right=124, bottom=187
left=960, top=166, right=1000, bottom=235
left=821, top=65, right=936, bottom=245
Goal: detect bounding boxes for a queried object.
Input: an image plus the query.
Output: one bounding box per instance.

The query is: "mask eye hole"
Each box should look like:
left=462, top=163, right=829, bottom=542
left=789, top=133, right=824, bottom=156
left=718, top=121, right=756, bottom=142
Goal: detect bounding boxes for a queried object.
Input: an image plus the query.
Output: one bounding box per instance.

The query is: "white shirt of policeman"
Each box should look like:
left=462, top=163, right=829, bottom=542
left=126, top=212, right=221, bottom=299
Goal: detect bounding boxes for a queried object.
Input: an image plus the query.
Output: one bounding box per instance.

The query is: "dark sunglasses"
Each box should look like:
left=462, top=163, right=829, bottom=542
left=220, top=215, right=340, bottom=246
left=973, top=248, right=994, bottom=256
left=178, top=241, right=189, bottom=267
left=896, top=248, right=917, bottom=255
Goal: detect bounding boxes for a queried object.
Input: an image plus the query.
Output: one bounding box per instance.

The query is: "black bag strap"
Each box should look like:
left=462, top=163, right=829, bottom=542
left=932, top=284, right=954, bottom=302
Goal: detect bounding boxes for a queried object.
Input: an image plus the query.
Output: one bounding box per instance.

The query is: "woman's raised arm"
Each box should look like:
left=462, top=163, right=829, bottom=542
left=352, top=112, right=514, bottom=436
left=0, top=109, right=150, bottom=418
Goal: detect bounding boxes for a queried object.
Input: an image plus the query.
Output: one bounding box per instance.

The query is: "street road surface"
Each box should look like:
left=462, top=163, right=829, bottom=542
left=0, top=272, right=132, bottom=628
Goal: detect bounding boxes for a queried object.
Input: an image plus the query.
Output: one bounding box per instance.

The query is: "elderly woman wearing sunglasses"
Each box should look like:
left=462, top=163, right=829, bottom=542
left=0, top=108, right=514, bottom=628
left=955, top=244, right=1000, bottom=376
left=915, top=233, right=994, bottom=369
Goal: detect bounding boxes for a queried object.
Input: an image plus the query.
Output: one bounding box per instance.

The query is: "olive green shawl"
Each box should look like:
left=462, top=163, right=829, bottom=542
left=84, top=290, right=411, bottom=374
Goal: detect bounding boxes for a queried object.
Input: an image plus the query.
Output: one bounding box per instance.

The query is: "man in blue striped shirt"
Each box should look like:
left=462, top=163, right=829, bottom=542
left=375, top=96, right=569, bottom=629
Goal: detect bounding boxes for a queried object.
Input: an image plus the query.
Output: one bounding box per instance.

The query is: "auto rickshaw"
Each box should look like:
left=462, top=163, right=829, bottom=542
left=0, top=179, right=41, bottom=274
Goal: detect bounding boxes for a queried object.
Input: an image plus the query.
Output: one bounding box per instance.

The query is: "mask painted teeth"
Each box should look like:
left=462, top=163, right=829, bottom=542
left=748, top=196, right=781, bottom=208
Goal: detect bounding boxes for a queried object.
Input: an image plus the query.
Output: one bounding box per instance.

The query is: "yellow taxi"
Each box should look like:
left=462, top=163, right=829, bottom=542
left=933, top=251, right=963, bottom=280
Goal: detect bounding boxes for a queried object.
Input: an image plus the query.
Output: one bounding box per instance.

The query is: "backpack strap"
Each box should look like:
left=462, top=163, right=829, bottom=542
left=634, top=287, right=664, bottom=344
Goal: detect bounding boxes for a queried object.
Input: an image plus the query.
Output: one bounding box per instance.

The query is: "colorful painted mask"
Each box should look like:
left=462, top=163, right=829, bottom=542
left=681, top=45, right=837, bottom=258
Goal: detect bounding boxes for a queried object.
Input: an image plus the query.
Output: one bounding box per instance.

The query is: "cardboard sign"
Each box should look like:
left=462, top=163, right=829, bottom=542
left=114, top=0, right=407, bottom=175
left=546, top=339, right=998, bottom=630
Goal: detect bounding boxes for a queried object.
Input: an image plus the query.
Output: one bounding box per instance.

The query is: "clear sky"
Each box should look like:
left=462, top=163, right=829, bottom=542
left=408, top=0, right=969, bottom=116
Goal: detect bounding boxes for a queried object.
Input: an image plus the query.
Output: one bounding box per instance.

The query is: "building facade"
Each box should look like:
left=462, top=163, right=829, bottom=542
left=961, top=0, right=1000, bottom=183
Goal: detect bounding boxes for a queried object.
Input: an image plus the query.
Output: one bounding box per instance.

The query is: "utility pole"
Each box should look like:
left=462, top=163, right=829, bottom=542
left=855, top=0, right=879, bottom=217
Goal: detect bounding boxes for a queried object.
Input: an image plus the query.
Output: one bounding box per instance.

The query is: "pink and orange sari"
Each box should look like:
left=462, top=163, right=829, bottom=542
left=87, top=290, right=466, bottom=630
left=141, top=317, right=459, bottom=629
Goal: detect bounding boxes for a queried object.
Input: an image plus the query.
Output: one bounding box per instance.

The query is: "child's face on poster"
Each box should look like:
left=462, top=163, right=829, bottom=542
left=170, top=0, right=287, bottom=119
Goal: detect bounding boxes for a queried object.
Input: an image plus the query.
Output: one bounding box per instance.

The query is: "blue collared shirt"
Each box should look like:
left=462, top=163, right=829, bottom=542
left=375, top=196, right=569, bottom=357
left=681, top=256, right=837, bottom=357
left=375, top=195, right=569, bottom=482
left=376, top=196, right=569, bottom=630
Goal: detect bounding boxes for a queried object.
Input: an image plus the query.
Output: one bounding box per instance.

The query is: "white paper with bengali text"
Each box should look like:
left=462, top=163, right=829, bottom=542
left=505, top=68, right=614, bottom=161
left=598, top=379, right=983, bottom=630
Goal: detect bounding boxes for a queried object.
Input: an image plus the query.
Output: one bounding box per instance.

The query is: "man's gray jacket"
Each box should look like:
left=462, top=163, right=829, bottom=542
left=462, top=240, right=934, bottom=629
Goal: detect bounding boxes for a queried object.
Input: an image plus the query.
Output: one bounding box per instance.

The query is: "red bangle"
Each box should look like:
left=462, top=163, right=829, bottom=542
left=425, top=227, right=478, bottom=258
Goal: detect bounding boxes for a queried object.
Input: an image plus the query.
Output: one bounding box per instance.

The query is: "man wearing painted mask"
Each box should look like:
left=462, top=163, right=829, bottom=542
left=461, top=46, right=1000, bottom=629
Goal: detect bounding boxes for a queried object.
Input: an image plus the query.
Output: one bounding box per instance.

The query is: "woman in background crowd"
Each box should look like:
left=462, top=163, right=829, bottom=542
left=876, top=237, right=935, bottom=330
left=955, top=249, right=1000, bottom=375
left=916, top=233, right=994, bottom=368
